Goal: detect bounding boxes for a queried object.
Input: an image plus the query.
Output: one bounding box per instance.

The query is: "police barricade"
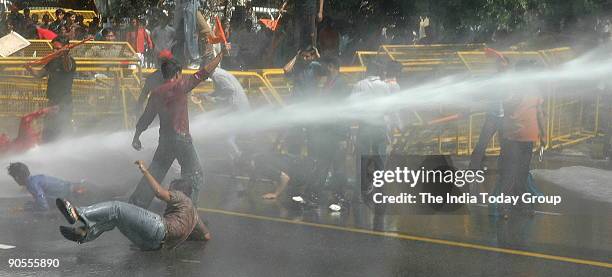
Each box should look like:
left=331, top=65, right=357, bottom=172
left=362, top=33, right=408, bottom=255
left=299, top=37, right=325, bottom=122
left=537, top=48, right=599, bottom=149
left=261, top=66, right=366, bottom=100
left=0, top=40, right=139, bottom=135
left=457, top=51, right=547, bottom=155
left=457, top=48, right=596, bottom=154
left=158, top=69, right=285, bottom=111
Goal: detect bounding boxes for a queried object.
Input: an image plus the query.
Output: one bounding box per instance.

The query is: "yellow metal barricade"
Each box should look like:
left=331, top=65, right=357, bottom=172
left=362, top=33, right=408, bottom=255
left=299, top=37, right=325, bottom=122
left=133, top=69, right=283, bottom=124
left=0, top=41, right=599, bottom=155
left=0, top=41, right=139, bottom=133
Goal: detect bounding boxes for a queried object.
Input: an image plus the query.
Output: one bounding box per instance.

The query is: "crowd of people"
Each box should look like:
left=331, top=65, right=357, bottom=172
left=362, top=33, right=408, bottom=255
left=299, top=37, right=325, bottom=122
left=1, top=0, right=561, bottom=251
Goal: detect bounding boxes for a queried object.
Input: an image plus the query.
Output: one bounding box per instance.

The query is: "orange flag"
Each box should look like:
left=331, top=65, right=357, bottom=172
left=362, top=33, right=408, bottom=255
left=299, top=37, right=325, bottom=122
left=207, top=16, right=227, bottom=44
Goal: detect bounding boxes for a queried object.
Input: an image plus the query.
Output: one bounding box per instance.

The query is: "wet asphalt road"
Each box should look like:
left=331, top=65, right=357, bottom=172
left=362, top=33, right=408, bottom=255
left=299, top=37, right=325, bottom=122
left=0, top=171, right=611, bottom=277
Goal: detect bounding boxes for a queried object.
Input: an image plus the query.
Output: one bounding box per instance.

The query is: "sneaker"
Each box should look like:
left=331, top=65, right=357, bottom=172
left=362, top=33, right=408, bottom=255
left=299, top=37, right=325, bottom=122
left=291, top=195, right=305, bottom=204
left=328, top=203, right=342, bottom=212
left=328, top=194, right=350, bottom=212
left=56, top=198, right=79, bottom=225
left=291, top=193, right=319, bottom=209
left=59, top=226, right=87, bottom=243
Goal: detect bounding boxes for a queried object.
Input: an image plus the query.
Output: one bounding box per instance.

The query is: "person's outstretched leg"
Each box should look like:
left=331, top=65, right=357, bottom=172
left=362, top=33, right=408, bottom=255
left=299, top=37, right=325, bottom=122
left=76, top=201, right=166, bottom=250
left=129, top=141, right=175, bottom=208
left=469, top=115, right=500, bottom=170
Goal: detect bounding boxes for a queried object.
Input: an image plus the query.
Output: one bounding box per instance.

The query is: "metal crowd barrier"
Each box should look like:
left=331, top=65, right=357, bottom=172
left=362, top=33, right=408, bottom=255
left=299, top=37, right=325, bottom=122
left=455, top=48, right=597, bottom=154
left=0, top=40, right=139, bottom=133
left=0, top=41, right=600, bottom=156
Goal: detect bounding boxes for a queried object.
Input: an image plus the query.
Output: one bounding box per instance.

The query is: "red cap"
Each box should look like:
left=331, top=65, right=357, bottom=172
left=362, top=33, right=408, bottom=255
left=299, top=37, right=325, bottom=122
left=159, top=49, right=173, bottom=60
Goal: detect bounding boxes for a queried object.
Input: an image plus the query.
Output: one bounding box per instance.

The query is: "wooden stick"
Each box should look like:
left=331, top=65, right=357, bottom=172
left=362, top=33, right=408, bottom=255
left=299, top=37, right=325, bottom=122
left=25, top=37, right=93, bottom=66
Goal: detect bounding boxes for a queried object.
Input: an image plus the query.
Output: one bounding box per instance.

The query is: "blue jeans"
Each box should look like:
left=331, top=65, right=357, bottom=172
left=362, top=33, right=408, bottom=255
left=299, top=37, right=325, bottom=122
left=129, top=133, right=204, bottom=208
left=77, top=201, right=166, bottom=251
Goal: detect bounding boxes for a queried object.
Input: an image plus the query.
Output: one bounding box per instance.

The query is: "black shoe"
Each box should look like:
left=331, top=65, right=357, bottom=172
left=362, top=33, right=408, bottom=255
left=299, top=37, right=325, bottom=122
left=59, top=226, right=87, bottom=243
left=56, top=198, right=79, bottom=225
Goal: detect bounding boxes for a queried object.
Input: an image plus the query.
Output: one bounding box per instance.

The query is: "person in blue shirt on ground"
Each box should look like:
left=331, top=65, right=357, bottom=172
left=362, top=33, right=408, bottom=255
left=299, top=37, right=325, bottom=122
left=7, top=162, right=85, bottom=211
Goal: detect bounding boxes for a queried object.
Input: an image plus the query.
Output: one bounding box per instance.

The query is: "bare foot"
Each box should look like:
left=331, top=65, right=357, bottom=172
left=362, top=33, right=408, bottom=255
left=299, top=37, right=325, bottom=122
left=262, top=193, right=277, bottom=200
left=204, top=232, right=211, bottom=241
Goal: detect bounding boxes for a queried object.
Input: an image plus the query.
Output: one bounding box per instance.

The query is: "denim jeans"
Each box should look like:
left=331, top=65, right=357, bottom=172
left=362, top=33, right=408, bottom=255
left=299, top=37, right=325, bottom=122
left=77, top=201, right=166, bottom=251
left=129, top=133, right=204, bottom=208
left=42, top=100, right=72, bottom=143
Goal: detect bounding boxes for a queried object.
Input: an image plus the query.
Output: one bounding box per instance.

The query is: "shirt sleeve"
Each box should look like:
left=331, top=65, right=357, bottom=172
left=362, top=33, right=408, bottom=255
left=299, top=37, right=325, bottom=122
left=211, top=74, right=234, bottom=97
left=135, top=93, right=159, bottom=133
left=176, top=69, right=210, bottom=94
left=29, top=181, right=49, bottom=211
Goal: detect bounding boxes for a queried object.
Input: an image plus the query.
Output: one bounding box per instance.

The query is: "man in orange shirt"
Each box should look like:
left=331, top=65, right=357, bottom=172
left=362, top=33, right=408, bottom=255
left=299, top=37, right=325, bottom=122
left=126, top=18, right=154, bottom=66
left=497, top=60, right=547, bottom=218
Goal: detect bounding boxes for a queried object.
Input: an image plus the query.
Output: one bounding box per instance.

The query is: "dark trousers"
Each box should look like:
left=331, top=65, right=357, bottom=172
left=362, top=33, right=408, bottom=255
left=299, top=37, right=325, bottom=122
left=306, top=129, right=347, bottom=196
left=286, top=126, right=311, bottom=156
left=129, top=134, right=204, bottom=208
left=497, top=139, right=533, bottom=212
left=77, top=201, right=166, bottom=251
left=294, top=12, right=317, bottom=50
left=43, top=100, right=72, bottom=143
left=356, top=125, right=387, bottom=195
left=469, top=114, right=501, bottom=170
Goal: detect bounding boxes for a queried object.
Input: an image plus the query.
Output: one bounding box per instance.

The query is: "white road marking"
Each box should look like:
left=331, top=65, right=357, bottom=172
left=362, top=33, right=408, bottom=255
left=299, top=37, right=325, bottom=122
left=0, top=244, right=16, bottom=249
left=471, top=204, right=563, bottom=216
left=179, top=259, right=201, bottom=264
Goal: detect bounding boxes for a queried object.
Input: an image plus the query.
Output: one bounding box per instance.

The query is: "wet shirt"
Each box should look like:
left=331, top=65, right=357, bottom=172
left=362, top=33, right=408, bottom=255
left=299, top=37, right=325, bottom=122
left=151, top=25, right=175, bottom=54
left=136, top=68, right=210, bottom=137
left=44, top=57, right=76, bottom=105
left=352, top=76, right=391, bottom=129
left=502, top=93, right=543, bottom=142
left=162, top=191, right=199, bottom=249
left=288, top=60, right=322, bottom=102
left=210, top=68, right=251, bottom=111
left=352, top=76, right=390, bottom=98
left=26, top=175, right=72, bottom=211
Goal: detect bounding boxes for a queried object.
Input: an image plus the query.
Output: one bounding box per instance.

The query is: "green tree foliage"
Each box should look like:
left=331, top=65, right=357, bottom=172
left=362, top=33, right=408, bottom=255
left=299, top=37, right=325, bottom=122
left=327, top=0, right=608, bottom=42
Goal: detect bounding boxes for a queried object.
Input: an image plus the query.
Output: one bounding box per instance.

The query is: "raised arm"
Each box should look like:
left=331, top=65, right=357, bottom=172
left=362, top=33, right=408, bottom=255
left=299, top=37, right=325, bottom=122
left=283, top=52, right=299, bottom=74
left=178, top=52, right=223, bottom=93
left=135, top=160, right=171, bottom=202
left=318, top=0, right=325, bottom=22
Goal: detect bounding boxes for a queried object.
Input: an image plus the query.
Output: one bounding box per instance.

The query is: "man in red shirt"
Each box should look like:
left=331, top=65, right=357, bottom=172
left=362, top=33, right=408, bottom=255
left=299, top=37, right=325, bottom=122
left=128, top=53, right=222, bottom=208
left=0, top=107, right=58, bottom=155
